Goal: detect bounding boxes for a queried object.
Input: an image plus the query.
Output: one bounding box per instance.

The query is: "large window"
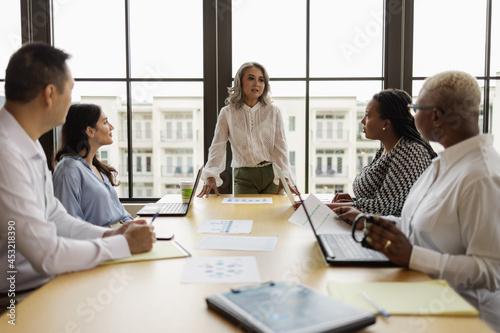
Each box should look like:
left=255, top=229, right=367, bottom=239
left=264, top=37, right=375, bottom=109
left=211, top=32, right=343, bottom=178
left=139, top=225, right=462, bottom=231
left=2, top=0, right=499, bottom=198
left=0, top=2, right=21, bottom=100
left=233, top=0, right=384, bottom=192
left=413, top=0, right=500, bottom=152
left=52, top=0, right=203, bottom=199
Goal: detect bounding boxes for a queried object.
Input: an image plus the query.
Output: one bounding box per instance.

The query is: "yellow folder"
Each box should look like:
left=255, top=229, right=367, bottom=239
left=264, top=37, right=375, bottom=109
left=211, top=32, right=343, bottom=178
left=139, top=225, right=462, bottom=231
left=327, top=280, right=478, bottom=316
left=100, top=240, right=190, bottom=265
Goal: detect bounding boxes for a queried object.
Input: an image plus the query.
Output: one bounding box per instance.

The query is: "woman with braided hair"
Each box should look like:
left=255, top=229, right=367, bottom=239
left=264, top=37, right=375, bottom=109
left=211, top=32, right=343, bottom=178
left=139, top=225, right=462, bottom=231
left=330, top=89, right=436, bottom=216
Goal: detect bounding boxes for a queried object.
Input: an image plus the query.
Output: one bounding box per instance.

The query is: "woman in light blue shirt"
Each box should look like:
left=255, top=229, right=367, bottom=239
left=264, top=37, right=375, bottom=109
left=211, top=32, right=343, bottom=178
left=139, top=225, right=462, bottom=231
left=53, top=104, right=133, bottom=226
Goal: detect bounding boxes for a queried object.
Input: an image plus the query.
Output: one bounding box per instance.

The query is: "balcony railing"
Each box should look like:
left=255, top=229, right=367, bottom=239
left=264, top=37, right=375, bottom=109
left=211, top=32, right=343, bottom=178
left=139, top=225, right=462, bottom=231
left=161, top=166, right=195, bottom=178
left=315, top=168, right=344, bottom=177
left=160, top=130, right=194, bottom=142
left=316, top=130, right=350, bottom=141
left=118, top=130, right=153, bottom=142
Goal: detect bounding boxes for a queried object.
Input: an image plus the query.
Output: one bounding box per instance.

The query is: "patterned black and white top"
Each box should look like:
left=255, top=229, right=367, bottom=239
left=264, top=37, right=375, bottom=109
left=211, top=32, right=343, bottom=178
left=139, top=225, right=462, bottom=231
left=353, top=137, right=432, bottom=217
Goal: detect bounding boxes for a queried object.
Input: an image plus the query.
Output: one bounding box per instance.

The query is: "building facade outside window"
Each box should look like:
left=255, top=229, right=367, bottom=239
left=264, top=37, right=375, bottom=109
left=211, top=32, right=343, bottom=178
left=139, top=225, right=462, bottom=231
left=1, top=1, right=498, bottom=198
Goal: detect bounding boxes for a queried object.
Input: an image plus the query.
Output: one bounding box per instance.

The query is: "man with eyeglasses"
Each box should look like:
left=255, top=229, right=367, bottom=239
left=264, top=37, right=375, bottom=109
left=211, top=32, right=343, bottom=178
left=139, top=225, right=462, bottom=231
left=336, top=70, right=500, bottom=331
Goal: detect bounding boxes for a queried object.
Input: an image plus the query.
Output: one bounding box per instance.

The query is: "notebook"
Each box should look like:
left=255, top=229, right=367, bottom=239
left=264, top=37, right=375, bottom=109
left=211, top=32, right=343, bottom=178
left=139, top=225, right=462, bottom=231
left=294, top=186, right=396, bottom=267
left=137, top=166, right=203, bottom=216
left=327, top=280, right=478, bottom=316
left=206, top=281, right=376, bottom=333
left=100, top=240, right=190, bottom=265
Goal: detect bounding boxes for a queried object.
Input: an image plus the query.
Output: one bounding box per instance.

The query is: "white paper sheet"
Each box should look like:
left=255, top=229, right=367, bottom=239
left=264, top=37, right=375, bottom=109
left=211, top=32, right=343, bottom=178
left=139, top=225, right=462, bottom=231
left=197, top=219, right=253, bottom=234
left=195, top=235, right=278, bottom=251
left=181, top=256, right=261, bottom=283
left=221, top=197, right=273, bottom=204
left=288, top=194, right=352, bottom=234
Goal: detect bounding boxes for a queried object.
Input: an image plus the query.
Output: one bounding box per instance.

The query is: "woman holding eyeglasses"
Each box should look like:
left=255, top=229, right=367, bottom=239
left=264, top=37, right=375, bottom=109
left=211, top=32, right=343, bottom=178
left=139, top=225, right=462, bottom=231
left=334, top=71, right=500, bottom=332
left=330, top=89, right=436, bottom=216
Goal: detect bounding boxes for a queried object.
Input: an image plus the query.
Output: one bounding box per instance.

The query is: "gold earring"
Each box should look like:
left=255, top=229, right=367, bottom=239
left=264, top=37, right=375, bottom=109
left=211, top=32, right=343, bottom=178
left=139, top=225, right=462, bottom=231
left=382, top=127, right=386, bottom=131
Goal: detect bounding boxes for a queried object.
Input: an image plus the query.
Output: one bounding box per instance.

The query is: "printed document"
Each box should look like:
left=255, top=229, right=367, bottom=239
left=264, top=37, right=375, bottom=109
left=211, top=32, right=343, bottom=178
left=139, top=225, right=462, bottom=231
left=288, top=194, right=351, bottom=234
left=196, top=235, right=278, bottom=251
left=197, top=219, right=253, bottom=234
left=181, top=256, right=261, bottom=283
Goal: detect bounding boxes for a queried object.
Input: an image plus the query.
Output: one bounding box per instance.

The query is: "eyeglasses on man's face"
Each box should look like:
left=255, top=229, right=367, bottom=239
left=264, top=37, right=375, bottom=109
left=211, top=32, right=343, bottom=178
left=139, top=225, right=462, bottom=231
left=407, top=104, right=444, bottom=116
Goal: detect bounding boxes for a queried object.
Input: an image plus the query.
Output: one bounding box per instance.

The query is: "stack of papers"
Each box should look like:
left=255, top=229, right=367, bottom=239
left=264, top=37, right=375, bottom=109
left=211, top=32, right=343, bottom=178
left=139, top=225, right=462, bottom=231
left=327, top=280, right=478, bottom=316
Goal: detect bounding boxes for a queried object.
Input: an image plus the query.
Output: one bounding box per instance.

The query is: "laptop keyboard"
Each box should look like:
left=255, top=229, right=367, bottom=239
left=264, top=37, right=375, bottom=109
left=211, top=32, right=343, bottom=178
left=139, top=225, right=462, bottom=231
left=159, top=202, right=188, bottom=214
left=323, top=233, right=388, bottom=260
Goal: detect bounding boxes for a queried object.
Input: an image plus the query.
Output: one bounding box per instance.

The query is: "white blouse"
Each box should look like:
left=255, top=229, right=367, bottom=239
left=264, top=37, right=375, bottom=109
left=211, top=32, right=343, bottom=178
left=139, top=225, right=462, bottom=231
left=202, top=102, right=294, bottom=186
left=0, top=108, right=130, bottom=293
left=388, top=134, right=500, bottom=331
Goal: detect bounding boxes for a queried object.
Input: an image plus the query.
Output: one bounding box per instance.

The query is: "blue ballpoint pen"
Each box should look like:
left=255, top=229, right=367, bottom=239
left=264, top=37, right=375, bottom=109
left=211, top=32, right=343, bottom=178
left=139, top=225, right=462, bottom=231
left=151, top=212, right=160, bottom=223
left=150, top=211, right=175, bottom=240
left=362, top=292, right=390, bottom=318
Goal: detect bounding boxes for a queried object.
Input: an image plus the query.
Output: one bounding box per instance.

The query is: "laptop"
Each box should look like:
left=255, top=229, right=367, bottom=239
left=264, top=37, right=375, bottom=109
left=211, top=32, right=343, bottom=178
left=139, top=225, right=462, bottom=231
left=273, top=163, right=296, bottom=205
left=137, top=166, right=203, bottom=217
left=274, top=163, right=330, bottom=206
left=294, top=185, right=396, bottom=267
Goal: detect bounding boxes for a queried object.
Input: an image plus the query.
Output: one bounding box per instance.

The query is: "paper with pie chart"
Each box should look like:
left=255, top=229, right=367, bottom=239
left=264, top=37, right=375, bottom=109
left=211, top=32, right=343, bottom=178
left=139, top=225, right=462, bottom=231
left=180, top=256, right=261, bottom=283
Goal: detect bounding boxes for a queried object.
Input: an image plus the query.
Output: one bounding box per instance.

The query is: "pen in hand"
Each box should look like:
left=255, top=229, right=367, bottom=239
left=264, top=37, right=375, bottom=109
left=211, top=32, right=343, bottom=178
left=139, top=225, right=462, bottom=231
left=362, top=292, right=390, bottom=318
left=151, top=212, right=160, bottom=224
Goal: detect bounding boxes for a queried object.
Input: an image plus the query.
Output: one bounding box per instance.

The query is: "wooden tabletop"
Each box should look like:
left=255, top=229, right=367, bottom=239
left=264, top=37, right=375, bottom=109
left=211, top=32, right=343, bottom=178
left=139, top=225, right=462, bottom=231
left=1, top=194, right=492, bottom=332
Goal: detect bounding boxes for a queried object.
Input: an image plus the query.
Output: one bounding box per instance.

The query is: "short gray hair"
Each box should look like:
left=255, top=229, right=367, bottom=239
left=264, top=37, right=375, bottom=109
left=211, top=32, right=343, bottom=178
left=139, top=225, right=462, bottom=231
left=423, top=70, right=481, bottom=119
left=225, top=62, right=272, bottom=107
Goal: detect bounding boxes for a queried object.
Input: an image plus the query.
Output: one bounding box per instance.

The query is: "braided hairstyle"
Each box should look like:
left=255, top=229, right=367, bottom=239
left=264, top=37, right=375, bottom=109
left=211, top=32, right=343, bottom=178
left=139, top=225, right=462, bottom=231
left=55, top=103, right=120, bottom=186
left=373, top=89, right=437, bottom=159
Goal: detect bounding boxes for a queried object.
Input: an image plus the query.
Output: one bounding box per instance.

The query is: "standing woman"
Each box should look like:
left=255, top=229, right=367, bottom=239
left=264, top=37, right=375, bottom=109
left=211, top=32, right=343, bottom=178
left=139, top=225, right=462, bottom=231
left=198, top=62, right=294, bottom=196
left=331, top=89, right=436, bottom=216
left=53, top=103, right=133, bottom=226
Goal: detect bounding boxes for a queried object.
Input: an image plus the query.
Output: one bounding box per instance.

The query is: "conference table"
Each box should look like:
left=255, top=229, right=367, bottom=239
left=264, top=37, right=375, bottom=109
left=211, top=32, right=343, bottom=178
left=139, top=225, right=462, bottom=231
left=1, top=194, right=492, bottom=333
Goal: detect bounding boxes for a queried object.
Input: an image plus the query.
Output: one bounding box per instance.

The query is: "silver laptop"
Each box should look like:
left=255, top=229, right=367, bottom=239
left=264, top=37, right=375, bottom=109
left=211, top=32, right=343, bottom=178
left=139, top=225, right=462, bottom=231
left=273, top=163, right=297, bottom=205
left=137, top=166, right=203, bottom=217
left=294, top=184, right=396, bottom=267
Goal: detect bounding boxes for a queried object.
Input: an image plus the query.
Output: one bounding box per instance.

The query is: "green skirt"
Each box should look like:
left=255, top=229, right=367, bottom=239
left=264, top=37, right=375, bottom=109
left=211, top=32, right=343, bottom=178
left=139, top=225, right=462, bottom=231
left=233, top=164, right=280, bottom=194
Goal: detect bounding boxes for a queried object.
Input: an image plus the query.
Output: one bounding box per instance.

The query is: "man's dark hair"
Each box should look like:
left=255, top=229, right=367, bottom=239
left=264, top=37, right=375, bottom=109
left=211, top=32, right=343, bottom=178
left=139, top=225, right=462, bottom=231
left=4, top=42, right=71, bottom=103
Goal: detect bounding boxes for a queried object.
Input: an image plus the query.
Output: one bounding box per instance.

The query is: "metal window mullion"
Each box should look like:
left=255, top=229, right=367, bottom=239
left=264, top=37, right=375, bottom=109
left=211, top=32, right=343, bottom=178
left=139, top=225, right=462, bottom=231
left=483, top=0, right=492, bottom=133
left=305, top=0, right=310, bottom=192
left=125, top=0, right=133, bottom=198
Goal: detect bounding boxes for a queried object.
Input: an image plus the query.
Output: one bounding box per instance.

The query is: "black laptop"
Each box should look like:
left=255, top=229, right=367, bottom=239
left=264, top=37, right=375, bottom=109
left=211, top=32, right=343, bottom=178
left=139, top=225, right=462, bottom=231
left=137, top=166, right=203, bottom=217
left=295, top=188, right=396, bottom=267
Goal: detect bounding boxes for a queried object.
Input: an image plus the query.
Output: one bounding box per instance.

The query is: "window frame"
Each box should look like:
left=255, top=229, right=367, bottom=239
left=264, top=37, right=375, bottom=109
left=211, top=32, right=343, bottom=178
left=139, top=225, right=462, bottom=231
left=12, top=0, right=498, bottom=200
